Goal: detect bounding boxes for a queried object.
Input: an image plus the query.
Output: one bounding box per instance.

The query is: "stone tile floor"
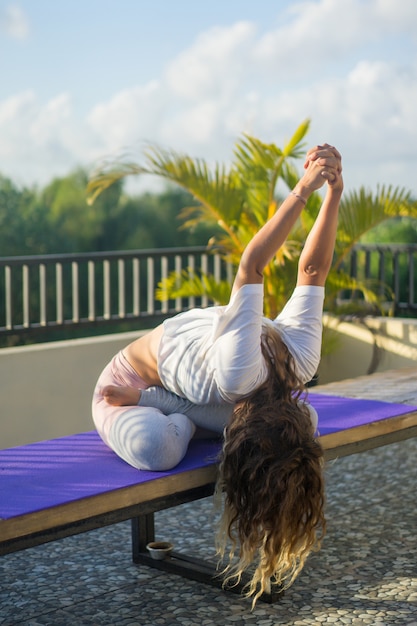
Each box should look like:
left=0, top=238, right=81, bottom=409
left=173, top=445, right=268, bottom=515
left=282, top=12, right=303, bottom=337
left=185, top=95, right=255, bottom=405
left=1, top=435, right=416, bottom=626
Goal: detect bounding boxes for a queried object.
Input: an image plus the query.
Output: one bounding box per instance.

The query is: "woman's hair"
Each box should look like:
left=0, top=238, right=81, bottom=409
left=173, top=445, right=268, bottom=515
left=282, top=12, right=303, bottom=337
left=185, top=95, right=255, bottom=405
left=215, top=326, right=326, bottom=607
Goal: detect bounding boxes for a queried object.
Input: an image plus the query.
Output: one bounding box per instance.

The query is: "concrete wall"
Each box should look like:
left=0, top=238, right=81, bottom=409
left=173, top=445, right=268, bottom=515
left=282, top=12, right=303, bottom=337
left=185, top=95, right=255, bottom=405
left=0, top=331, right=143, bottom=448
left=2, top=316, right=417, bottom=448
left=319, top=315, right=417, bottom=382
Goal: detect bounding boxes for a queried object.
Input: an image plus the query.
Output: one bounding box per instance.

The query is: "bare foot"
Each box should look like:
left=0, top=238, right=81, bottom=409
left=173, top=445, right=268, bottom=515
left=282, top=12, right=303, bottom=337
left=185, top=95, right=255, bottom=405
left=102, top=385, right=140, bottom=406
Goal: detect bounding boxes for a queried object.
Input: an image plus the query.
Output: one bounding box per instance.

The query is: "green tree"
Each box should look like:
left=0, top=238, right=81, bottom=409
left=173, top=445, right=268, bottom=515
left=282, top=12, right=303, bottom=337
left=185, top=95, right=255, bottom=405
left=361, top=216, right=417, bottom=244
left=41, top=168, right=215, bottom=253
left=41, top=168, right=124, bottom=252
left=116, top=188, right=219, bottom=250
left=0, top=175, right=57, bottom=256
left=88, top=120, right=417, bottom=318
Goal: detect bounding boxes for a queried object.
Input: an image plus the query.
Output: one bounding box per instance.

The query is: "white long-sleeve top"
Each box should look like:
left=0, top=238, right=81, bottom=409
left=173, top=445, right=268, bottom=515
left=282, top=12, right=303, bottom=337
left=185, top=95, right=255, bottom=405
left=157, top=283, right=324, bottom=405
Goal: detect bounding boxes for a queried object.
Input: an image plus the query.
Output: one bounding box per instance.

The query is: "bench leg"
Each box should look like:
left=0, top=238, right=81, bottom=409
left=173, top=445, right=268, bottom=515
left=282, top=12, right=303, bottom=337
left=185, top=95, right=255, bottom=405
left=130, top=514, right=283, bottom=604
left=131, top=514, right=155, bottom=559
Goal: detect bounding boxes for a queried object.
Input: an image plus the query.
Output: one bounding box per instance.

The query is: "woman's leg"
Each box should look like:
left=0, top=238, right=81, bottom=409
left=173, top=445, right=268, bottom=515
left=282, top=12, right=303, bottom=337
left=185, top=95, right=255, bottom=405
left=107, top=406, right=196, bottom=471
left=92, top=351, right=195, bottom=471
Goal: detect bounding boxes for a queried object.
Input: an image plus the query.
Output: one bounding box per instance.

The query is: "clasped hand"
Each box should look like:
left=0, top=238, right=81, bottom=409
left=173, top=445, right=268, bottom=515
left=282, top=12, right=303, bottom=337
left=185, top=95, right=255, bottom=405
left=302, top=143, right=343, bottom=193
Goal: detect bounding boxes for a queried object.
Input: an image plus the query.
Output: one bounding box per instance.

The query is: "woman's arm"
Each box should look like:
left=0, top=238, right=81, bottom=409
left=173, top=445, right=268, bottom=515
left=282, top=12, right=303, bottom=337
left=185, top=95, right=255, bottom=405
left=231, top=144, right=342, bottom=296
left=296, top=147, right=343, bottom=286
left=138, top=386, right=234, bottom=432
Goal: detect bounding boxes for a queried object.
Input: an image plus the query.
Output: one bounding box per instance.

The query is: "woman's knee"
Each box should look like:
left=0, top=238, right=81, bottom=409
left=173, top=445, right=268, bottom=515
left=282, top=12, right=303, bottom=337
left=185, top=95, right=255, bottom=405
left=108, top=407, right=195, bottom=471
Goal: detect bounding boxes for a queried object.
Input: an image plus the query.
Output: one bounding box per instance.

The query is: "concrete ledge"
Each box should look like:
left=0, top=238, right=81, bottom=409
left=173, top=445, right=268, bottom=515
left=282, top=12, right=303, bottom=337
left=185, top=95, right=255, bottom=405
left=320, top=315, right=417, bottom=382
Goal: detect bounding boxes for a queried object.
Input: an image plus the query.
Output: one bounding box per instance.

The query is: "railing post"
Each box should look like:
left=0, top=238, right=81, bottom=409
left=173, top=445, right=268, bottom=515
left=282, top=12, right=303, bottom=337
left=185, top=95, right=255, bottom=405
left=72, top=262, right=79, bottom=323
left=174, top=255, right=182, bottom=312
left=118, top=259, right=125, bottom=319
left=378, top=249, right=385, bottom=297
left=161, top=256, right=168, bottom=314
left=132, top=258, right=140, bottom=316
left=88, top=261, right=95, bottom=321
left=408, top=249, right=415, bottom=308
left=147, top=257, right=154, bottom=315
left=103, top=260, right=111, bottom=320
left=56, top=263, right=63, bottom=325
left=393, top=252, right=401, bottom=305
left=23, top=265, right=29, bottom=328
left=5, top=266, right=12, bottom=330
left=39, top=264, right=46, bottom=326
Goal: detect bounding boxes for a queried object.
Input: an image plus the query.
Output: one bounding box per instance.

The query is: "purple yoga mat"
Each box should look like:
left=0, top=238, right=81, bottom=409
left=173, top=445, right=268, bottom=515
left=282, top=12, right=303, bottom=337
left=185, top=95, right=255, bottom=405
left=309, top=393, right=417, bottom=435
left=0, top=435, right=221, bottom=520
left=1, top=394, right=416, bottom=520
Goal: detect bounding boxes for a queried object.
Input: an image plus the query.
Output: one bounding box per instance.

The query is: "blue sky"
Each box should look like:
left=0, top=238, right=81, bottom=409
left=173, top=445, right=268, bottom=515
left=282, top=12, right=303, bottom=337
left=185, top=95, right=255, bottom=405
left=1, top=0, right=417, bottom=195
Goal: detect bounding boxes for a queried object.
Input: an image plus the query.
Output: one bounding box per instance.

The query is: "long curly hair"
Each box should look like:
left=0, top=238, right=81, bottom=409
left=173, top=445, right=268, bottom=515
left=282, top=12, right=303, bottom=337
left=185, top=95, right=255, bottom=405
left=215, top=326, right=326, bottom=606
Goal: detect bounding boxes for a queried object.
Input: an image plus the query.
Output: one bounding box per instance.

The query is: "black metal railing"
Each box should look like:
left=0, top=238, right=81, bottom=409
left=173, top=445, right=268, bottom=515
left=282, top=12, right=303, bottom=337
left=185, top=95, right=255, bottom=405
left=348, top=243, right=417, bottom=312
left=1, top=243, right=416, bottom=341
left=0, top=247, right=232, bottom=339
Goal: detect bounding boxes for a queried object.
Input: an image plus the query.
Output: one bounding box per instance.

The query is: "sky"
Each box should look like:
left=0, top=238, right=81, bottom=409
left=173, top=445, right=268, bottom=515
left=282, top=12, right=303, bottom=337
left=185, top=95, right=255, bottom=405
left=1, top=0, right=417, bottom=196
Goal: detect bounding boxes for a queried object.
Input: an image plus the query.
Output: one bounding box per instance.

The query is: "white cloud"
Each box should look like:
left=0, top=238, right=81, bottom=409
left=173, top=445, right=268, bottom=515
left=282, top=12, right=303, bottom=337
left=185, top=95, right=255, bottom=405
left=164, top=101, right=220, bottom=144
left=87, top=81, right=165, bottom=153
left=373, top=0, right=417, bottom=33
left=0, top=4, right=29, bottom=40
left=0, top=91, right=37, bottom=162
left=165, top=21, right=256, bottom=100
left=260, top=58, right=417, bottom=189
left=254, top=0, right=417, bottom=78
left=30, top=94, right=72, bottom=144
left=0, top=0, right=417, bottom=195
left=0, top=90, right=35, bottom=126
left=0, top=91, right=92, bottom=185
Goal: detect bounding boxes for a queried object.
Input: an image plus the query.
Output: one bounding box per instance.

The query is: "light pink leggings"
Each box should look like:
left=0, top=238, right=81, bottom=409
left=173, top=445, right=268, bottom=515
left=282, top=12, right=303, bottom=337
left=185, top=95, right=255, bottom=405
left=92, top=352, right=195, bottom=471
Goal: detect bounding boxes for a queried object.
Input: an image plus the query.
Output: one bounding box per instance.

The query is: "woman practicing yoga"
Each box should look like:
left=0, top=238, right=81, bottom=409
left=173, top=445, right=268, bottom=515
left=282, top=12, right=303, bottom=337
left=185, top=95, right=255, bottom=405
left=92, top=143, right=343, bottom=603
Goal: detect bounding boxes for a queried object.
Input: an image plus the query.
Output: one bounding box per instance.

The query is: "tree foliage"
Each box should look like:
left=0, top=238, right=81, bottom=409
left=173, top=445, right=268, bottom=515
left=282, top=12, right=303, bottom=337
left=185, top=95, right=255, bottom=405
left=0, top=175, right=54, bottom=256
left=0, top=171, right=212, bottom=257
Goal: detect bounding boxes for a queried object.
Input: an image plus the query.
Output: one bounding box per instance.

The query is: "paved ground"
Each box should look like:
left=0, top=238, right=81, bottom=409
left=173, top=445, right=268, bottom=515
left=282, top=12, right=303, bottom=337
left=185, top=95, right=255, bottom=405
left=1, top=434, right=416, bottom=626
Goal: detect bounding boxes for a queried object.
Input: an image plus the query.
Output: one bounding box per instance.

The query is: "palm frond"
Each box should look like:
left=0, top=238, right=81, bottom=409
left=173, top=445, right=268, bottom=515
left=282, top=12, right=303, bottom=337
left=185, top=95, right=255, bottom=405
left=87, top=161, right=147, bottom=205
left=281, top=118, right=311, bottom=158
left=233, top=119, right=309, bottom=176
left=280, top=161, right=304, bottom=195
left=142, top=145, right=245, bottom=248
left=155, top=269, right=231, bottom=305
left=268, top=119, right=310, bottom=210
left=144, top=146, right=243, bottom=215
left=325, top=269, right=394, bottom=315
left=335, top=185, right=417, bottom=266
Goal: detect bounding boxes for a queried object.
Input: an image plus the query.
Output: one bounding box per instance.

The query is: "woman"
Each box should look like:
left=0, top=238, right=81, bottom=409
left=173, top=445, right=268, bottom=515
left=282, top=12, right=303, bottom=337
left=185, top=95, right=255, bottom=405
left=92, top=143, right=343, bottom=603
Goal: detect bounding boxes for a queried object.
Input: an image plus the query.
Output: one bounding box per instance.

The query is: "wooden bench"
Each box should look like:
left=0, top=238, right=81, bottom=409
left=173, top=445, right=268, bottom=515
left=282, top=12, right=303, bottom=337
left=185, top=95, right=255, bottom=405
left=1, top=380, right=417, bottom=603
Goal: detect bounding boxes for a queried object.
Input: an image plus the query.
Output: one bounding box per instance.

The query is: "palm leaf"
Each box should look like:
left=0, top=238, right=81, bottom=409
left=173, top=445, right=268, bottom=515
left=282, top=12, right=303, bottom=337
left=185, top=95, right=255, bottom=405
left=142, top=145, right=246, bottom=249
left=325, top=269, right=394, bottom=315
left=87, top=160, right=147, bottom=205
left=232, top=120, right=310, bottom=222
left=335, top=186, right=417, bottom=266
left=155, top=269, right=231, bottom=305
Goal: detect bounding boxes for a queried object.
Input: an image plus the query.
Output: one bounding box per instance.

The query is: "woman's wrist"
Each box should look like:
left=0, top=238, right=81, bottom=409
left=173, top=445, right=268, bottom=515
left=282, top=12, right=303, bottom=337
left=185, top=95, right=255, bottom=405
left=291, top=184, right=313, bottom=204
left=290, top=191, right=307, bottom=205
left=326, top=181, right=344, bottom=197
